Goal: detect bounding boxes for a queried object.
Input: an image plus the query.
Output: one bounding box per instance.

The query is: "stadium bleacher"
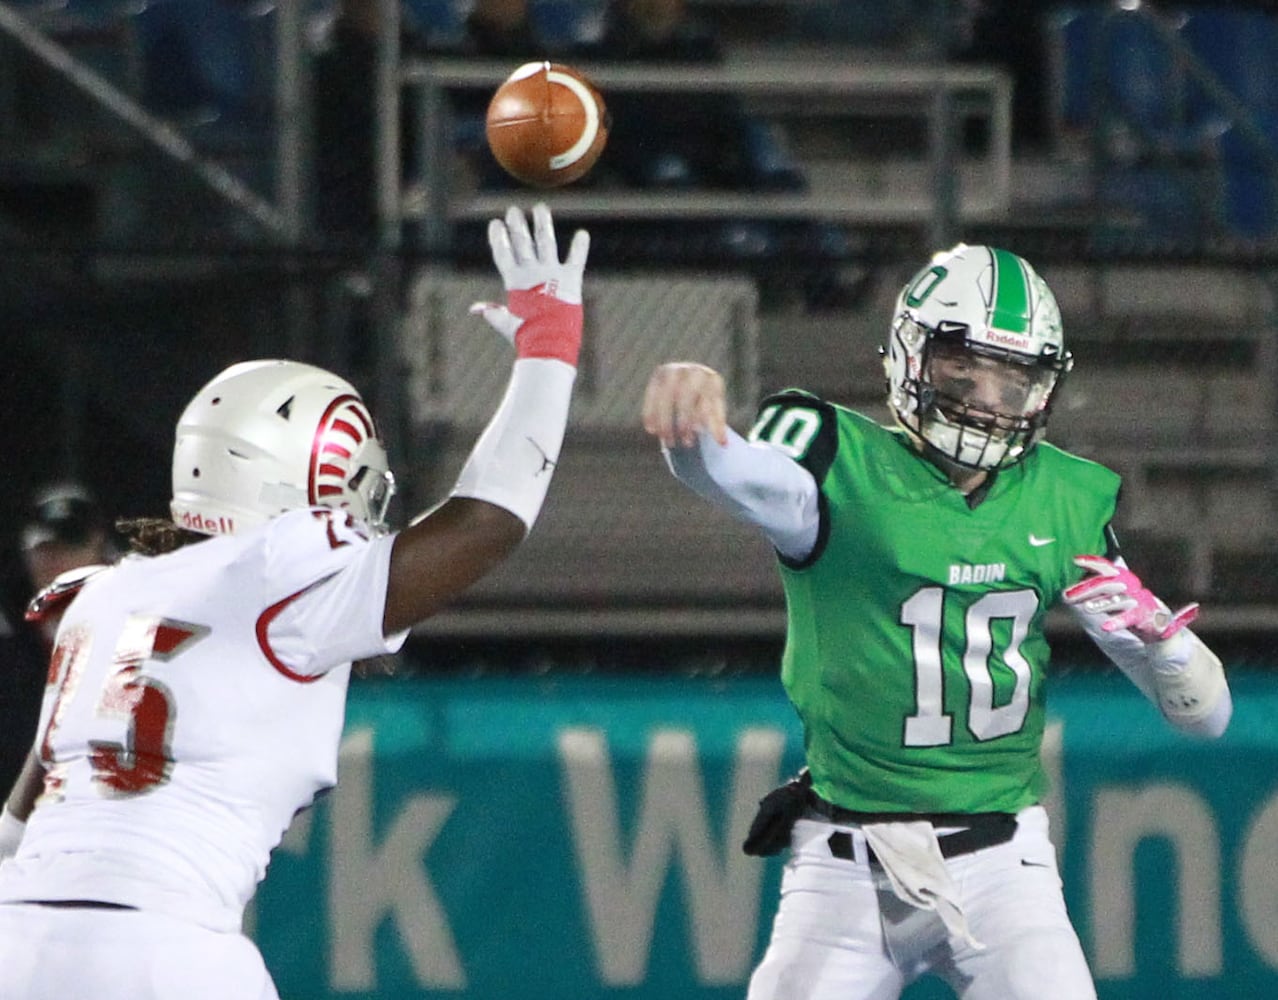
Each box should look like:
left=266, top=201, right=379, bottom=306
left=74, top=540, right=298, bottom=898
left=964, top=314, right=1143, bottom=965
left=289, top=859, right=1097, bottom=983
left=1047, top=2, right=1278, bottom=242
left=1, top=0, right=1276, bottom=631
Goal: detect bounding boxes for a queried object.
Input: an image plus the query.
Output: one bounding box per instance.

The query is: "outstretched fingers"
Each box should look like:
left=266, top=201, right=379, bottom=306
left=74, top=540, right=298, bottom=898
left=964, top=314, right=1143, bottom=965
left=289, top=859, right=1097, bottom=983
left=1072, top=554, right=1119, bottom=578
left=566, top=228, right=590, bottom=271
left=487, top=217, right=514, bottom=278
left=531, top=202, right=557, bottom=263
left=1062, top=555, right=1124, bottom=602
left=505, top=204, right=535, bottom=265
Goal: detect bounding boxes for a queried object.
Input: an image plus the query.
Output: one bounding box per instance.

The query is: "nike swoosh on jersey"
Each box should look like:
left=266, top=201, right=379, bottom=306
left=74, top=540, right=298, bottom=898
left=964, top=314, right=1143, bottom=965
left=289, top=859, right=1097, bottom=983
left=1028, top=534, right=1056, bottom=547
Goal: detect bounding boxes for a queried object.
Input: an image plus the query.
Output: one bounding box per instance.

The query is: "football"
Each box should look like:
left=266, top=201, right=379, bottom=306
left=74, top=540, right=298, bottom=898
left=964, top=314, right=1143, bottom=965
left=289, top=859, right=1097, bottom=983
left=485, top=61, right=609, bottom=188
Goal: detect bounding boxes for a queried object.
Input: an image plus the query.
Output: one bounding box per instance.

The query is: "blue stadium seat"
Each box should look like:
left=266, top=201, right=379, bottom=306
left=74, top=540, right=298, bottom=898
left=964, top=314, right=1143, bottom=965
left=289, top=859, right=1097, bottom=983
left=787, top=0, right=922, bottom=47
left=1184, top=11, right=1278, bottom=241
left=1049, top=5, right=1217, bottom=156
left=1046, top=5, right=1099, bottom=137
left=1098, top=163, right=1211, bottom=242
left=1101, top=9, right=1187, bottom=140
left=1214, top=115, right=1278, bottom=241
left=133, top=0, right=274, bottom=151
left=528, top=0, right=604, bottom=49
left=401, top=0, right=468, bottom=51
left=1181, top=8, right=1278, bottom=124
left=738, top=119, right=807, bottom=193
left=9, top=0, right=140, bottom=28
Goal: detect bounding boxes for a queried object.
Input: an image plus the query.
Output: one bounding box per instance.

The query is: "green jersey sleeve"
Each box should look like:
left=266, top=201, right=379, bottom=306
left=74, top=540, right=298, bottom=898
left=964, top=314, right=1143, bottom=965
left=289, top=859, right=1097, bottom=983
left=748, top=390, right=839, bottom=485
left=748, top=390, right=839, bottom=569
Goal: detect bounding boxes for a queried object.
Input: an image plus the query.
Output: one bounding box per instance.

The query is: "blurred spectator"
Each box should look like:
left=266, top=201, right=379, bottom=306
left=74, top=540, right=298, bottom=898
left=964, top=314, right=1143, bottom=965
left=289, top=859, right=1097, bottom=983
left=439, top=0, right=806, bottom=192
left=312, top=0, right=424, bottom=242
left=787, top=0, right=932, bottom=50
left=19, top=481, right=120, bottom=648
left=0, top=481, right=117, bottom=801
left=312, top=0, right=381, bottom=241
left=956, top=0, right=1052, bottom=153
left=21, top=482, right=117, bottom=595
left=589, top=0, right=721, bottom=62
left=462, top=0, right=541, bottom=57
left=579, top=0, right=808, bottom=191
left=315, top=0, right=807, bottom=236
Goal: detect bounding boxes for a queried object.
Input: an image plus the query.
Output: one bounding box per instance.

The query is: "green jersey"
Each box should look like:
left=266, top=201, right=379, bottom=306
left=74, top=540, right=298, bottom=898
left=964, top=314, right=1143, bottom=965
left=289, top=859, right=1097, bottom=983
left=749, top=391, right=1121, bottom=815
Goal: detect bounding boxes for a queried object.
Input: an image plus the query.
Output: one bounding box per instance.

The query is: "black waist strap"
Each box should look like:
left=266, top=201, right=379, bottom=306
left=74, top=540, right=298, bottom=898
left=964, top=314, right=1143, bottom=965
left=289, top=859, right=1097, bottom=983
left=806, top=790, right=1015, bottom=831
left=826, top=814, right=1017, bottom=864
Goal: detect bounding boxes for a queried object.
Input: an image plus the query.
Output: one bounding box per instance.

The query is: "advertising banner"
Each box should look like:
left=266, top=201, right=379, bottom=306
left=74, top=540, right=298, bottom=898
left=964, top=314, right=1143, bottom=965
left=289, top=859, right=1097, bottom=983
left=253, top=672, right=1278, bottom=999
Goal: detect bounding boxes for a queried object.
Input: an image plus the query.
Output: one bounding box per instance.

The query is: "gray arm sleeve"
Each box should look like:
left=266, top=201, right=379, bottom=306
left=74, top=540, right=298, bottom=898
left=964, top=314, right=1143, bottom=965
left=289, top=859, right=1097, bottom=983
left=662, top=427, right=820, bottom=562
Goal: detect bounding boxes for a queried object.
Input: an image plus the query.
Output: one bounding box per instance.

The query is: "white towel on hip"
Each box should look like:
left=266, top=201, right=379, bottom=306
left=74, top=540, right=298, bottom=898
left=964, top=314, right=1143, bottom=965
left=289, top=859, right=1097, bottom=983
left=862, top=821, right=984, bottom=950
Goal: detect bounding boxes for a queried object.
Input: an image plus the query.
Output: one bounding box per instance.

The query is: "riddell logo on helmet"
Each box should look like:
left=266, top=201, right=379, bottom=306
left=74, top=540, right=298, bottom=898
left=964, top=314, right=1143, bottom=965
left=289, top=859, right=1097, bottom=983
left=982, top=329, right=1032, bottom=351
left=178, top=511, right=235, bottom=534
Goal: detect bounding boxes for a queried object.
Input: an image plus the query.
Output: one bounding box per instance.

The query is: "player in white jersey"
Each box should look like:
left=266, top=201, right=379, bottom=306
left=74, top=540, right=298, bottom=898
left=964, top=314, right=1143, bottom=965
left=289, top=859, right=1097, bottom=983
left=0, top=203, right=588, bottom=1000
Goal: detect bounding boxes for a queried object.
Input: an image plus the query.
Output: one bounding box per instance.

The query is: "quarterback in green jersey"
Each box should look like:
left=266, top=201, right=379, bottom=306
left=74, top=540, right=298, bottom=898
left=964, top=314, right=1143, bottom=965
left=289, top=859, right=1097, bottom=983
left=642, top=244, right=1231, bottom=1000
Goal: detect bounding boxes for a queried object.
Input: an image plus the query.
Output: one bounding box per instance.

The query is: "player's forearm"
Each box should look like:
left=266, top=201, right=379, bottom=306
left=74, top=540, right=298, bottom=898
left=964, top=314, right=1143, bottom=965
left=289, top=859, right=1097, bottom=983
left=663, top=427, right=819, bottom=560
left=0, top=751, right=44, bottom=860
left=1144, top=628, right=1231, bottom=737
left=5, top=750, right=43, bottom=821
left=450, top=357, right=577, bottom=530
left=386, top=358, right=575, bottom=634
left=1071, top=606, right=1231, bottom=737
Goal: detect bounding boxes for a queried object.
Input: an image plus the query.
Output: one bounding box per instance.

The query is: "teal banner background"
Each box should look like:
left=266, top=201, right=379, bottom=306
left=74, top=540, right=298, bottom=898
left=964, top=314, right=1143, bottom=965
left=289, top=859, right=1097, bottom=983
left=252, top=672, right=1278, bottom=999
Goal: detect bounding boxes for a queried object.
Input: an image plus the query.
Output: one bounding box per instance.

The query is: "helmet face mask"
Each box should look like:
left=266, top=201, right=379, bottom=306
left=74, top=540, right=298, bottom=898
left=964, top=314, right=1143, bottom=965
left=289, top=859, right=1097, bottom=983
left=885, top=245, right=1072, bottom=471
left=171, top=360, right=396, bottom=537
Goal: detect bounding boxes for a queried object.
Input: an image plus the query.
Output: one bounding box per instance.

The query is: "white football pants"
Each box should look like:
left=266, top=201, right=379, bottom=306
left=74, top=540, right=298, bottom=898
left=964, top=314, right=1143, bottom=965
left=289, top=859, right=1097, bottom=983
left=0, top=902, right=279, bottom=1000
left=747, top=806, right=1097, bottom=1000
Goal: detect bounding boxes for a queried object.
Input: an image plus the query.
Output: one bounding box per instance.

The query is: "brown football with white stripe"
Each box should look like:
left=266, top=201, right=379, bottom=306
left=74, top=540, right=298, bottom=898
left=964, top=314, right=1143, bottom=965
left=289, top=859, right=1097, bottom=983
left=485, top=61, right=609, bottom=188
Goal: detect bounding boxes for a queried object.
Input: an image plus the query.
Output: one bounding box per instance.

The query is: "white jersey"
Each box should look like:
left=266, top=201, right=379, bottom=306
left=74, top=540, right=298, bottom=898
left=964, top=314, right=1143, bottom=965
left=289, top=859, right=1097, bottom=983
left=0, top=508, right=406, bottom=931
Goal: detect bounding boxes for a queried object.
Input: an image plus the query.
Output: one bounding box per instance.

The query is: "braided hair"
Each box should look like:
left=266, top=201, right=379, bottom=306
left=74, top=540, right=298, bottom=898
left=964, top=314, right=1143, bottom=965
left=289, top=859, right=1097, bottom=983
left=115, top=518, right=204, bottom=557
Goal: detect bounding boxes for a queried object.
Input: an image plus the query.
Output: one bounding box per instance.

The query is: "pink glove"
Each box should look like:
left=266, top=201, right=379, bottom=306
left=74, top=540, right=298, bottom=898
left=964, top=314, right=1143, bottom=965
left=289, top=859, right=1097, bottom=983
left=1062, top=555, right=1199, bottom=643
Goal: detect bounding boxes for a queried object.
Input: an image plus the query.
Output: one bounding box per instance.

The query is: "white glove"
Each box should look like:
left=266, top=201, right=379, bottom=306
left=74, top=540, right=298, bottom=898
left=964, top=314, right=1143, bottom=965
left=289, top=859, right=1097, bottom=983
left=470, top=203, right=590, bottom=366
left=1062, top=555, right=1199, bottom=643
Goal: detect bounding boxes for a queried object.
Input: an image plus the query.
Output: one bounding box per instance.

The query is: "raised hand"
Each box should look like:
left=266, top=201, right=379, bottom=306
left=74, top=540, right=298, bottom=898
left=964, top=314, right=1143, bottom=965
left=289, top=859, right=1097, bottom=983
left=1063, top=555, right=1199, bottom=642
left=470, top=203, right=590, bottom=366
left=641, top=362, right=729, bottom=448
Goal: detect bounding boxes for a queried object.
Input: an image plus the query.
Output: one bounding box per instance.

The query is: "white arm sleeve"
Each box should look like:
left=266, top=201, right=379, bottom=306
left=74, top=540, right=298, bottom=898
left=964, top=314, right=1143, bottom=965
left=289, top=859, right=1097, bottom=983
left=1068, top=602, right=1232, bottom=738
left=663, top=427, right=820, bottom=561
left=451, top=357, right=576, bottom=530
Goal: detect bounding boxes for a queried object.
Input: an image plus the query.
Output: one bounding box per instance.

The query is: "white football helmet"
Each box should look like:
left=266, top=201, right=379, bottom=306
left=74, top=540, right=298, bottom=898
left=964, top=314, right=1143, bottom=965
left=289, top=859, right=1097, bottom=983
left=171, top=360, right=395, bottom=536
left=884, top=244, right=1072, bottom=471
